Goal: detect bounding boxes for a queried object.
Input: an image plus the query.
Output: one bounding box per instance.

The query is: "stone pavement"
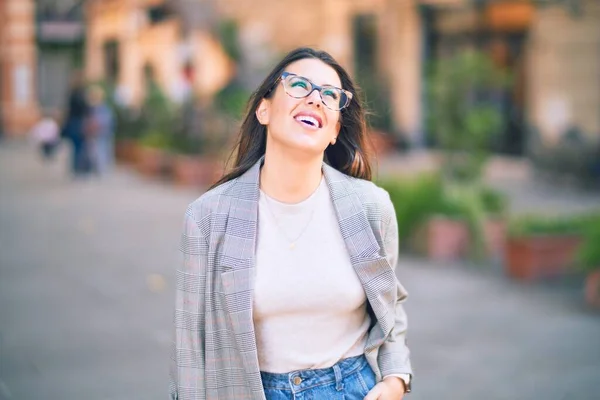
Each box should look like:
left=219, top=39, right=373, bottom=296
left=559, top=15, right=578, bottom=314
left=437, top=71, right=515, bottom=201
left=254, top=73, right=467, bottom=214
left=0, top=141, right=599, bottom=400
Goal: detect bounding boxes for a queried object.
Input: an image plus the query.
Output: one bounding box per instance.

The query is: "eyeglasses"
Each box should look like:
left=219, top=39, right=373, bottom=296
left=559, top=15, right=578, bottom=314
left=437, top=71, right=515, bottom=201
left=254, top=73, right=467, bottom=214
left=275, top=72, right=353, bottom=111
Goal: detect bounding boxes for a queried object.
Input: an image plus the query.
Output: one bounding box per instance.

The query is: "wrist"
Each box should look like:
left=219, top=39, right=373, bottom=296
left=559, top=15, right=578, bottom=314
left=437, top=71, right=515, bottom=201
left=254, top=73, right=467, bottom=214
left=383, top=376, right=406, bottom=394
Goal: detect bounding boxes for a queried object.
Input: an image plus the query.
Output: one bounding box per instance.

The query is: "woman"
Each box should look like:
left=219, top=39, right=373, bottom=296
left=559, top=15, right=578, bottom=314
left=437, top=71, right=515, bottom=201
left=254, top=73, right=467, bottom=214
left=85, top=85, right=115, bottom=175
left=170, top=47, right=412, bottom=400
left=62, top=71, right=90, bottom=176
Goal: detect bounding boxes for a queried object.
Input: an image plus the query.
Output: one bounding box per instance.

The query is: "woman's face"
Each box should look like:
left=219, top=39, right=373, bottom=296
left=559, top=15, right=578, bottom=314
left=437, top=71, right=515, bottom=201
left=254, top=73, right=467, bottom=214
left=257, top=58, right=342, bottom=157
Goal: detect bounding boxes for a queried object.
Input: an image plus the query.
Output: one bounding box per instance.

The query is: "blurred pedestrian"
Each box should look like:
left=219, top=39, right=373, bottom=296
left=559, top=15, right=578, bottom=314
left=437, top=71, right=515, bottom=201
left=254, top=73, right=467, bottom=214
left=29, top=110, right=61, bottom=161
left=85, top=85, right=115, bottom=176
left=61, top=71, right=90, bottom=177
left=170, top=47, right=412, bottom=400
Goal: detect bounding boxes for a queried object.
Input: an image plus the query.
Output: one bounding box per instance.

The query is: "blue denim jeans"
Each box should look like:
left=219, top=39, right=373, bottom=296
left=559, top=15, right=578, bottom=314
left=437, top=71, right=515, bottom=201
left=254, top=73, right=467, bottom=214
left=261, top=354, right=377, bottom=400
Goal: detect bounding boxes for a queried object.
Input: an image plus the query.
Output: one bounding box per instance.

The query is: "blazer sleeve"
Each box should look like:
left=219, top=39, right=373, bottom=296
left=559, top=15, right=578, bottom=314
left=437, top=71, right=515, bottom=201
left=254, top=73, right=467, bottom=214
left=170, top=206, right=208, bottom=399
left=377, top=191, right=413, bottom=379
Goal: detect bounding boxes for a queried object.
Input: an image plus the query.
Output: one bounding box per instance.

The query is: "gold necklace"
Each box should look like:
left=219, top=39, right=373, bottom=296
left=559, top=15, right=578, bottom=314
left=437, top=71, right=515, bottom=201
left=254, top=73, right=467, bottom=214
left=261, top=186, right=320, bottom=250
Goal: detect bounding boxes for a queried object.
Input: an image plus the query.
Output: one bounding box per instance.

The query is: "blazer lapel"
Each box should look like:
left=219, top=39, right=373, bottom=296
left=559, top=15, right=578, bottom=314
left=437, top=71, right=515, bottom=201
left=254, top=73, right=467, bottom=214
left=322, top=164, right=396, bottom=350
left=218, top=158, right=264, bottom=395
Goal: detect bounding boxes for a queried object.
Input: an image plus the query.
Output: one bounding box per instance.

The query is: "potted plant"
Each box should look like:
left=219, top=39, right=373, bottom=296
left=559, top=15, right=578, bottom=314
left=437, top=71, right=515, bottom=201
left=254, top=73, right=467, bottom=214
left=132, top=71, right=178, bottom=176
left=170, top=133, right=224, bottom=188
left=576, top=217, right=600, bottom=309
left=136, top=130, right=173, bottom=178
left=479, top=186, right=509, bottom=260
left=110, top=102, right=145, bottom=164
left=380, top=173, right=445, bottom=254
left=506, top=214, right=587, bottom=281
left=425, top=195, right=470, bottom=262
left=381, top=174, right=481, bottom=262
left=425, top=50, right=511, bottom=263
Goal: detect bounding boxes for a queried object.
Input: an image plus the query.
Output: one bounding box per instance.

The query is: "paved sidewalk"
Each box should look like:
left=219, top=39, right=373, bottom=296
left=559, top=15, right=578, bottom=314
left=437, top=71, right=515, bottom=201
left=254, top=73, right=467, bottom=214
left=1, top=141, right=599, bottom=400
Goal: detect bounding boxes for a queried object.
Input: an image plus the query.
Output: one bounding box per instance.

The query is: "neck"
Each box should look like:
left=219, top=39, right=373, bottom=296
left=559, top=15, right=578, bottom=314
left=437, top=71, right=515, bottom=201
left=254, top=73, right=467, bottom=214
left=260, top=148, right=323, bottom=204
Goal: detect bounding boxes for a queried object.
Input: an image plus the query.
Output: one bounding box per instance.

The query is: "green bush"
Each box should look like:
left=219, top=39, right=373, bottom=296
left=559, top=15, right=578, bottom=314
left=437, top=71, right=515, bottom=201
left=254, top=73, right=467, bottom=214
left=479, top=186, right=508, bottom=215
left=577, top=216, right=600, bottom=273
left=379, top=174, right=444, bottom=246
left=508, top=213, right=598, bottom=237
left=169, top=133, right=204, bottom=155
left=138, top=130, right=173, bottom=150
left=432, top=194, right=469, bottom=220
left=214, top=82, right=251, bottom=120
left=381, top=174, right=510, bottom=256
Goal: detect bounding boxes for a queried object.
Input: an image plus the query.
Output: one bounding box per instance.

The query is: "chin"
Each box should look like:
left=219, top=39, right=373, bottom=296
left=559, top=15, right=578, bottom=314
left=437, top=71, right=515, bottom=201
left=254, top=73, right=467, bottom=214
left=291, top=133, right=329, bottom=153
left=282, top=137, right=327, bottom=158
left=270, top=128, right=322, bottom=152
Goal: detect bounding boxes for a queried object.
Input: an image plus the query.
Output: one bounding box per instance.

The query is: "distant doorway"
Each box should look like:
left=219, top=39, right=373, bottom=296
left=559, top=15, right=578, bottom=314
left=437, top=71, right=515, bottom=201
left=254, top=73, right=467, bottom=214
left=352, top=14, right=393, bottom=134
left=37, top=44, right=83, bottom=114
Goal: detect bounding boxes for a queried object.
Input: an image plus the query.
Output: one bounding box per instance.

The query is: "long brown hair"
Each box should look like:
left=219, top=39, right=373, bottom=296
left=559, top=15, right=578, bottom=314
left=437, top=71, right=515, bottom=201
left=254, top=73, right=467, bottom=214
left=211, top=47, right=372, bottom=189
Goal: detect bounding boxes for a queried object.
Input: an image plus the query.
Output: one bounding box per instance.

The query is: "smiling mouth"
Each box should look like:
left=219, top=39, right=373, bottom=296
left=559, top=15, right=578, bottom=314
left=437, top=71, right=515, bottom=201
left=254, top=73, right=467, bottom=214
left=294, top=115, right=322, bottom=129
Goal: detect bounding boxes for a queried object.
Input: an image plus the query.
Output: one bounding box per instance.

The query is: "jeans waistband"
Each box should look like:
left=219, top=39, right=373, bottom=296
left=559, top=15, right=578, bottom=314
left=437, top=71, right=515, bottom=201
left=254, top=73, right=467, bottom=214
left=260, top=354, right=367, bottom=391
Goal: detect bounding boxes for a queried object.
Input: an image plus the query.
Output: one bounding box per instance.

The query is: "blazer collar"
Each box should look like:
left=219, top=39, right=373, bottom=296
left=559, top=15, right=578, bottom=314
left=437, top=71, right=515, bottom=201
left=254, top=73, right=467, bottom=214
left=218, top=156, right=385, bottom=263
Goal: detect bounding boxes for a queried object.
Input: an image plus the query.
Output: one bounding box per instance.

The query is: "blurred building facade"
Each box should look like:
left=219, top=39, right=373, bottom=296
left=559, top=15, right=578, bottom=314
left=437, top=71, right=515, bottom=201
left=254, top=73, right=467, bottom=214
left=83, top=0, right=599, bottom=155
left=36, top=0, right=86, bottom=114
left=85, top=0, right=232, bottom=107
left=2, top=0, right=598, bottom=157
left=0, top=0, right=85, bottom=137
left=0, top=0, right=39, bottom=136
left=424, top=0, right=600, bottom=155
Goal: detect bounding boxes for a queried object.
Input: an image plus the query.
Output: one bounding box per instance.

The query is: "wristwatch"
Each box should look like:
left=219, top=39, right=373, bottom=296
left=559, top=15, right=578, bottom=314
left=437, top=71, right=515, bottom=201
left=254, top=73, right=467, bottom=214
left=398, top=374, right=411, bottom=393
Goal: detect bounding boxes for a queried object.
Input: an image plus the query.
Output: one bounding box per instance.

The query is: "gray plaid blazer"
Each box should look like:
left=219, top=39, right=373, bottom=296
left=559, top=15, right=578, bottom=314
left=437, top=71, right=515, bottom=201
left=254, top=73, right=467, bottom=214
left=170, top=157, right=412, bottom=400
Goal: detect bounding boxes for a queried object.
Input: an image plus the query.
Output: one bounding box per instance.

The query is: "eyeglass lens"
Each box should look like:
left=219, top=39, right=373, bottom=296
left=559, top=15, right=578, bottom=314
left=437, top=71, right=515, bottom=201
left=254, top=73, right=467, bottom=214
left=283, top=74, right=348, bottom=111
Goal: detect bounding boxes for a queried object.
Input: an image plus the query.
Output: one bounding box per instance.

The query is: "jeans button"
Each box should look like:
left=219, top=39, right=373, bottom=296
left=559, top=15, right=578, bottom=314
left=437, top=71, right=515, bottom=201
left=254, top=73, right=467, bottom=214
left=293, top=376, right=302, bottom=385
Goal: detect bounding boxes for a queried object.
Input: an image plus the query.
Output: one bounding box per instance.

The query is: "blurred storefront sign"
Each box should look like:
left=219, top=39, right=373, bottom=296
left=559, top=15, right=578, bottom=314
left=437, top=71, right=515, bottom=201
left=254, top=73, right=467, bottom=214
left=38, top=21, right=84, bottom=43
left=484, top=2, right=534, bottom=31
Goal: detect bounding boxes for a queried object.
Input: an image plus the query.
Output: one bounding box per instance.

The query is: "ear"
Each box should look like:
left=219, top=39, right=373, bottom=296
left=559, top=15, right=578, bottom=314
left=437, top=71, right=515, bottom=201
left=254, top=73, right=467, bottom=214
left=335, top=119, right=341, bottom=137
left=256, top=99, right=271, bottom=125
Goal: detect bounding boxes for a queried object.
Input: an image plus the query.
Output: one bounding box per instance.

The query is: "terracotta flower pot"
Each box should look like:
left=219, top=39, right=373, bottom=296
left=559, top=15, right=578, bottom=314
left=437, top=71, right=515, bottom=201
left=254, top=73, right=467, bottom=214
left=426, top=217, right=470, bottom=262
left=172, top=155, right=223, bottom=188
left=136, top=146, right=171, bottom=177
left=584, top=270, right=600, bottom=310
left=115, top=139, right=139, bottom=164
left=505, top=235, right=582, bottom=281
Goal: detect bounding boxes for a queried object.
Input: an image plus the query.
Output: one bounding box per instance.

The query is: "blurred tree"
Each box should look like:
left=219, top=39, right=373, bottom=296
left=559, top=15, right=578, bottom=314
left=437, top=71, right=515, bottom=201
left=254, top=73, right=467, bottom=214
left=427, top=49, right=511, bottom=184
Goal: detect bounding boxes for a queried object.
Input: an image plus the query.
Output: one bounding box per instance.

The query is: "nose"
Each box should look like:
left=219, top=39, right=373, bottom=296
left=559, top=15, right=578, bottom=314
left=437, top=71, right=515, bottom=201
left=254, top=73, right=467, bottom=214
left=306, top=89, right=322, bottom=107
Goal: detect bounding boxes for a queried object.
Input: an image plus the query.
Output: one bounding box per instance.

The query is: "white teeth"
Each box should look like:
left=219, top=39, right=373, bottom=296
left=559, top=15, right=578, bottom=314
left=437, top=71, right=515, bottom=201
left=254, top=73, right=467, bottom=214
left=295, top=115, right=320, bottom=128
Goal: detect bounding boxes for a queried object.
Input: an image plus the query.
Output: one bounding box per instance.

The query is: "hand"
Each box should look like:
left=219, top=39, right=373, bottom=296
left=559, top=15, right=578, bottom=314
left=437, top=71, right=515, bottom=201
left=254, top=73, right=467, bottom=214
left=363, top=376, right=406, bottom=400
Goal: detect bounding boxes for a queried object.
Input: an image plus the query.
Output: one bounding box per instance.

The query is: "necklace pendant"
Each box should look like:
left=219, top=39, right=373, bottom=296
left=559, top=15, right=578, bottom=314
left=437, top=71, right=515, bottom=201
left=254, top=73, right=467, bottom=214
left=289, top=242, right=295, bottom=250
